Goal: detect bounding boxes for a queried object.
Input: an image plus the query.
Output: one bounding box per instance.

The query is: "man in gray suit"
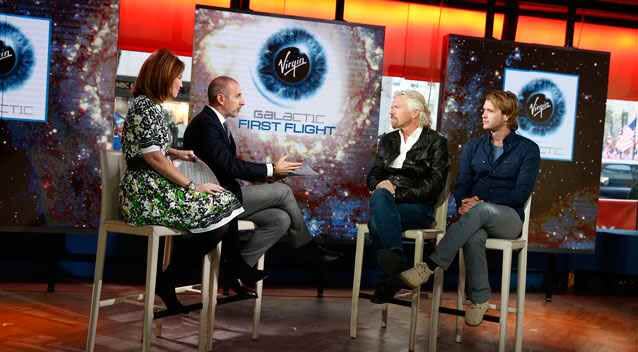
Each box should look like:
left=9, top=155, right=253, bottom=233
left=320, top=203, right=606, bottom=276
left=183, top=76, right=337, bottom=282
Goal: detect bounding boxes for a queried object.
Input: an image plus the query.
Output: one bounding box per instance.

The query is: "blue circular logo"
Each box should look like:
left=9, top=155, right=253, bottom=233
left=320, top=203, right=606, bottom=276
left=255, top=28, right=326, bottom=104
left=0, top=22, right=35, bottom=92
left=518, top=79, right=566, bottom=136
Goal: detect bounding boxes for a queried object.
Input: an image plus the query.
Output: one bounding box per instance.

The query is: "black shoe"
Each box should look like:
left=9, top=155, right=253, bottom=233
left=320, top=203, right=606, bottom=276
left=233, top=259, right=269, bottom=289
left=221, top=276, right=259, bottom=298
left=370, top=283, right=401, bottom=304
left=377, top=249, right=406, bottom=277
left=155, top=269, right=185, bottom=313
left=317, top=243, right=342, bottom=263
left=300, top=241, right=342, bottom=264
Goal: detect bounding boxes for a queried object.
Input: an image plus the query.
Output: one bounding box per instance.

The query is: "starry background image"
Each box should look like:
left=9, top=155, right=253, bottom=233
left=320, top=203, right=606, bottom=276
left=0, top=1, right=119, bottom=230
left=439, top=35, right=610, bottom=251
left=192, top=8, right=384, bottom=240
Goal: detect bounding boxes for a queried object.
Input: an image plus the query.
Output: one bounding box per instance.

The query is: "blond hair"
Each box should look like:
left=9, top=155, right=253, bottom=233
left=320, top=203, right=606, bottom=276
left=485, top=90, right=519, bottom=131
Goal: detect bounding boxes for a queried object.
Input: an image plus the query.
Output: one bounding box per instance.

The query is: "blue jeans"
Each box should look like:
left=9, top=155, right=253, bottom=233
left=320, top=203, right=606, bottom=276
left=369, top=188, right=434, bottom=257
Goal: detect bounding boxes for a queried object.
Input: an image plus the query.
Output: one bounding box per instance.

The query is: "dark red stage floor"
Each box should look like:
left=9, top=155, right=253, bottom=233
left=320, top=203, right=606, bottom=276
left=0, top=284, right=636, bottom=351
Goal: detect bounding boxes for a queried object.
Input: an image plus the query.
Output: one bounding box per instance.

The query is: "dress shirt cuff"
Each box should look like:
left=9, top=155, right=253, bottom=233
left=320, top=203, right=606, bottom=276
left=266, top=163, right=274, bottom=177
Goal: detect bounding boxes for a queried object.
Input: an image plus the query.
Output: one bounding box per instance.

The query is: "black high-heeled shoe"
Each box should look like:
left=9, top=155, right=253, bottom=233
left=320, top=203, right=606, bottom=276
left=155, top=269, right=185, bottom=313
left=236, top=259, right=269, bottom=289
left=221, top=275, right=259, bottom=298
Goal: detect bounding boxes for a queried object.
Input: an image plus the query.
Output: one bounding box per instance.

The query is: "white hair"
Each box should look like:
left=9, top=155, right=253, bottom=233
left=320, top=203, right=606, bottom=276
left=394, top=90, right=431, bottom=127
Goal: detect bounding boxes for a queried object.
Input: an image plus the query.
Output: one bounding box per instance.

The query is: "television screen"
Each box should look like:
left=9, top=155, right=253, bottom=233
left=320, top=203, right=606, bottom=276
left=0, top=2, right=119, bottom=231
left=191, top=7, right=385, bottom=239
left=0, top=14, right=51, bottom=122
left=602, top=99, right=638, bottom=164
left=503, top=68, right=579, bottom=161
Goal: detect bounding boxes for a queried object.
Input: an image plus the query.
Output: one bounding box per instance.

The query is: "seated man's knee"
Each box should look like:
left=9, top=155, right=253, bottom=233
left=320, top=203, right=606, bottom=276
left=466, top=201, right=497, bottom=218
left=272, top=182, right=294, bottom=200
left=266, top=209, right=291, bottom=231
left=370, top=188, right=394, bottom=207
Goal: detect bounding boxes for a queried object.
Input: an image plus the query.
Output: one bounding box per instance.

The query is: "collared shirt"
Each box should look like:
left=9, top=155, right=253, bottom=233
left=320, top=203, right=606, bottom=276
left=207, top=105, right=273, bottom=177
left=453, top=132, right=540, bottom=220
left=389, top=127, right=423, bottom=169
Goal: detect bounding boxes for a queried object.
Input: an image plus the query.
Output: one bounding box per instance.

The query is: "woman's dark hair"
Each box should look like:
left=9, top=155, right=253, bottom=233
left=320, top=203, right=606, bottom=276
left=132, top=48, right=184, bottom=102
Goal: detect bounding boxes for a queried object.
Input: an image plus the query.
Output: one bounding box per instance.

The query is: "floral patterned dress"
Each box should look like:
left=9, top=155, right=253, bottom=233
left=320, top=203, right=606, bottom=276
left=120, top=95, right=244, bottom=233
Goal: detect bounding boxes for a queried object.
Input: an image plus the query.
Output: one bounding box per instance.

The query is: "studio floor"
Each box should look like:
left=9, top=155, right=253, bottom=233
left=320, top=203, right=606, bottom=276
left=0, top=283, right=636, bottom=352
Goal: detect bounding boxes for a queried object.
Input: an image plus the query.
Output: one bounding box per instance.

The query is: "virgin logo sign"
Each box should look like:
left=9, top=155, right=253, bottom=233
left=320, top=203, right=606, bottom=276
left=526, top=93, right=553, bottom=123
left=275, top=47, right=310, bottom=84
left=0, top=40, right=17, bottom=76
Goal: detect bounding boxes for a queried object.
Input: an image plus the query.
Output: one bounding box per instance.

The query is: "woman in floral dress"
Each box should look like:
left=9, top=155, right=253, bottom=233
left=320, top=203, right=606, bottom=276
left=119, top=48, right=244, bottom=311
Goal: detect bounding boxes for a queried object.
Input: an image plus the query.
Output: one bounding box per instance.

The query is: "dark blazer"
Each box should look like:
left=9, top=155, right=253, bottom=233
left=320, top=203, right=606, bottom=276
left=183, top=106, right=267, bottom=201
left=453, top=132, right=540, bottom=220
left=367, top=128, right=449, bottom=204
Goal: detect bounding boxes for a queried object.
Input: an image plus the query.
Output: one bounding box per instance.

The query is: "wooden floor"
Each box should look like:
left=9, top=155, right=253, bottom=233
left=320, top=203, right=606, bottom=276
left=0, top=283, right=636, bottom=352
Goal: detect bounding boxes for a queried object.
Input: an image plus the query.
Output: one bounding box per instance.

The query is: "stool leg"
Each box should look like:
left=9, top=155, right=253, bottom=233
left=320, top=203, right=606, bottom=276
left=408, top=235, right=424, bottom=352
left=199, top=243, right=214, bottom=352
left=86, top=227, right=108, bottom=352
left=498, top=248, right=513, bottom=352
left=206, top=243, right=222, bottom=352
left=515, top=247, right=528, bottom=352
left=455, top=249, right=465, bottom=343
left=252, top=254, right=265, bottom=340
left=350, top=226, right=366, bottom=338
left=429, top=267, right=443, bottom=352
left=156, top=237, right=173, bottom=337
left=429, top=234, right=445, bottom=352
left=381, top=305, right=388, bottom=328
left=142, top=234, right=160, bottom=352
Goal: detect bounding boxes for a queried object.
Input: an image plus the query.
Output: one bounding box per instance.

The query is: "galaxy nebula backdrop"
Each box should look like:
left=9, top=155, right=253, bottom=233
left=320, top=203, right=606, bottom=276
left=439, top=35, right=610, bottom=251
left=192, top=7, right=384, bottom=240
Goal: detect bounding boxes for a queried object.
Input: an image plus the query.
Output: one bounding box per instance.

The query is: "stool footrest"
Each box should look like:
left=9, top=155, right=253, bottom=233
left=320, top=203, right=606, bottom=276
left=359, top=292, right=412, bottom=307
left=439, top=306, right=500, bottom=323
left=154, top=302, right=203, bottom=319
left=218, top=293, right=258, bottom=305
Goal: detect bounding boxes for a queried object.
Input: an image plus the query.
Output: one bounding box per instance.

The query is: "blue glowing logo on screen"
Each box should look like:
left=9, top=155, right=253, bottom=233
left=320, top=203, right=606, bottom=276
left=255, top=28, right=326, bottom=103
left=504, top=68, right=579, bottom=162
left=0, top=22, right=35, bottom=92
left=518, top=79, right=566, bottom=136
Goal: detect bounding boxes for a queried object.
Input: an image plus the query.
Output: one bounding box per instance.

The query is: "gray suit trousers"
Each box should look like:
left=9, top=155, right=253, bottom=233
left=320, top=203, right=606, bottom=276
left=238, top=182, right=312, bottom=266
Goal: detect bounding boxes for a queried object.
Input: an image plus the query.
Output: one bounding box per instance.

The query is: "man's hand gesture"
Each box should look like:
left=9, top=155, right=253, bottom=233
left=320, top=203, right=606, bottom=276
left=274, top=155, right=303, bottom=177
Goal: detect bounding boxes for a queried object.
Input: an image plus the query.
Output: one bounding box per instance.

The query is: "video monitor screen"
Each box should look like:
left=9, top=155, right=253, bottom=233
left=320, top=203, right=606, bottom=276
left=0, top=14, right=51, bottom=122
left=0, top=2, right=119, bottom=231
left=503, top=68, right=579, bottom=161
left=191, top=7, right=385, bottom=239
left=602, top=99, right=638, bottom=164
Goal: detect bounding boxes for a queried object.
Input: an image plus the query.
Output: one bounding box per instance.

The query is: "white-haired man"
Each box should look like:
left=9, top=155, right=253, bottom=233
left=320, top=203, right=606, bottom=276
left=367, top=90, right=449, bottom=303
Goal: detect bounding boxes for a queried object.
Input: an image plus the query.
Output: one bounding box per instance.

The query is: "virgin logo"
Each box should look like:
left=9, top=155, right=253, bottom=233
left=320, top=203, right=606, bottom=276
left=277, top=50, right=307, bottom=78
left=529, top=95, right=551, bottom=119
left=274, top=47, right=310, bottom=84
left=0, top=41, right=17, bottom=76
left=0, top=49, right=13, bottom=61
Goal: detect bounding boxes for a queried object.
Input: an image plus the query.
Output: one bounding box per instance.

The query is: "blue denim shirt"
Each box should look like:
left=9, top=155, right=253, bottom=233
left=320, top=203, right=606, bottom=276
left=452, top=132, right=540, bottom=220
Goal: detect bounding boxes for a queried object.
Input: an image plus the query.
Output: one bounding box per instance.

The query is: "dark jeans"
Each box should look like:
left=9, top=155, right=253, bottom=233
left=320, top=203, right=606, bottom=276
left=368, top=189, right=434, bottom=278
